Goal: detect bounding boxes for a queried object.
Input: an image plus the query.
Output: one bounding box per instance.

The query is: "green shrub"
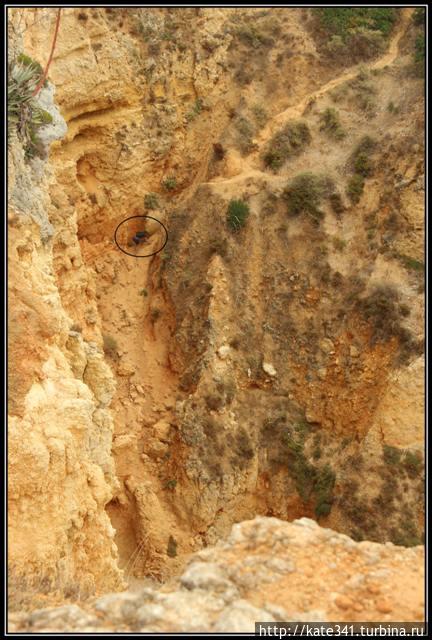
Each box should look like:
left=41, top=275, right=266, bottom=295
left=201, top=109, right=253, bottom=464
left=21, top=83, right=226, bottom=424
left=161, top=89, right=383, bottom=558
left=317, top=8, right=397, bottom=40
left=252, top=104, right=268, bottom=128
left=354, top=153, right=373, bottom=177
left=355, top=285, right=419, bottom=361
left=144, top=193, right=159, bottom=209
left=357, top=285, right=399, bottom=331
left=283, top=172, right=333, bottom=221
left=317, top=8, right=396, bottom=63
left=17, top=53, right=46, bottom=84
left=415, top=34, right=425, bottom=64
left=293, top=420, right=312, bottom=440
left=164, top=479, right=177, bottom=491
left=314, top=464, right=336, bottom=517
left=403, top=451, right=423, bottom=478
left=383, top=444, right=402, bottom=465
left=290, top=450, right=316, bottom=502
left=393, top=253, right=424, bottom=272
left=236, top=116, right=254, bottom=138
left=315, top=501, right=332, bottom=517
left=8, top=57, right=52, bottom=158
left=413, top=34, right=425, bottom=76
left=347, top=73, right=377, bottom=116
left=387, top=101, right=399, bottom=114
left=162, top=176, right=177, bottom=191
left=352, top=30, right=386, bottom=61
left=319, top=108, right=346, bottom=140
left=276, top=425, right=313, bottom=501
left=326, top=35, right=345, bottom=57
left=283, top=433, right=304, bottom=455
left=263, top=121, right=311, bottom=171
left=391, top=519, right=422, bottom=547
left=227, top=199, right=250, bottom=232
left=235, top=116, right=255, bottom=155
left=357, top=95, right=376, bottom=117
left=342, top=495, right=370, bottom=528
left=277, top=423, right=336, bottom=511
left=351, top=136, right=376, bottom=178
left=139, top=288, right=148, bottom=297
left=235, top=23, right=274, bottom=49
left=161, top=31, right=175, bottom=42
left=186, top=98, right=203, bottom=122
left=353, top=135, right=376, bottom=157
left=346, top=136, right=376, bottom=201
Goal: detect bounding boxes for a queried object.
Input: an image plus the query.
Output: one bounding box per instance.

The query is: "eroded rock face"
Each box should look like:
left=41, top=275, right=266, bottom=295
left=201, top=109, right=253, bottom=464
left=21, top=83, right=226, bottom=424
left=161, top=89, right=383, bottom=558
left=8, top=16, right=124, bottom=606
left=8, top=517, right=425, bottom=632
left=8, top=195, right=125, bottom=603
left=8, top=4, right=424, bottom=610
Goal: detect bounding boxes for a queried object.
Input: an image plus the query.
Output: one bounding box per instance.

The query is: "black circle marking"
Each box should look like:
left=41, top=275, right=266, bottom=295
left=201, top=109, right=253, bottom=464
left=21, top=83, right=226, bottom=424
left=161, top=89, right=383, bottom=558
left=114, top=215, right=168, bottom=258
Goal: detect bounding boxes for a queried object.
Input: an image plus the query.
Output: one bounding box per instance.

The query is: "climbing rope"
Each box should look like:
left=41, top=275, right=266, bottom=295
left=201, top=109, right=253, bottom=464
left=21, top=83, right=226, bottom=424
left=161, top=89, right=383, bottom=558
left=31, top=8, right=61, bottom=96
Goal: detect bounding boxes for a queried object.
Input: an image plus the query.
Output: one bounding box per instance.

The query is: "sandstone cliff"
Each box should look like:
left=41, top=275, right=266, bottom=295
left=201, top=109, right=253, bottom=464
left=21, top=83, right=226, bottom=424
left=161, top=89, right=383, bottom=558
left=8, top=6, right=424, bottom=625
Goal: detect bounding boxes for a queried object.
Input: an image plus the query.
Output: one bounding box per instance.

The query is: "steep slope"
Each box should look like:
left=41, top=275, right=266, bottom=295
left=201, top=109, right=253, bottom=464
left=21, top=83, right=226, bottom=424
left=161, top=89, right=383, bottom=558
left=8, top=6, right=424, bottom=612
left=9, top=517, right=425, bottom=632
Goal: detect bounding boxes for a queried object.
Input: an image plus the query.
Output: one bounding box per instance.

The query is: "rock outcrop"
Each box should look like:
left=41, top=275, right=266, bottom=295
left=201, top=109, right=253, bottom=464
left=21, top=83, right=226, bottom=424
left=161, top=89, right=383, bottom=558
left=8, top=6, right=424, bottom=624
left=8, top=517, right=425, bottom=632
left=8, top=12, right=125, bottom=605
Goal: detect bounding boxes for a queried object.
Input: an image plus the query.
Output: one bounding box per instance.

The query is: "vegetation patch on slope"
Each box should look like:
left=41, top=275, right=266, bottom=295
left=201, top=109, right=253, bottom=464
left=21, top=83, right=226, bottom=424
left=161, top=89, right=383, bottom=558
left=227, top=199, right=250, bottom=232
left=262, top=121, right=311, bottom=171
left=314, top=8, right=397, bottom=64
left=283, top=173, right=336, bottom=224
left=346, top=135, right=377, bottom=203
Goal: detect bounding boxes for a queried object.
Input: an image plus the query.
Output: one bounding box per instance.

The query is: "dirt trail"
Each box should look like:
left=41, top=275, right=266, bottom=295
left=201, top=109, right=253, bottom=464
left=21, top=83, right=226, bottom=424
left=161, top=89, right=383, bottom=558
left=205, top=7, right=412, bottom=192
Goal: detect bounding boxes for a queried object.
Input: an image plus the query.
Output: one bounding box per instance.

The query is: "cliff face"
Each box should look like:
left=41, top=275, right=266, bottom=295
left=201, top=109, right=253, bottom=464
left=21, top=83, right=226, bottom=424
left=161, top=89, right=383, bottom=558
left=8, top=6, right=424, bottom=615
left=8, top=10, right=125, bottom=605
left=8, top=120, right=124, bottom=603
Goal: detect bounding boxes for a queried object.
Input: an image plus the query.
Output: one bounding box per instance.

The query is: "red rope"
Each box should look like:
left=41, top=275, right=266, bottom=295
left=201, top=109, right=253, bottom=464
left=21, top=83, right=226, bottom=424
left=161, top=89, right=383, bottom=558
left=31, top=8, right=61, bottom=96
